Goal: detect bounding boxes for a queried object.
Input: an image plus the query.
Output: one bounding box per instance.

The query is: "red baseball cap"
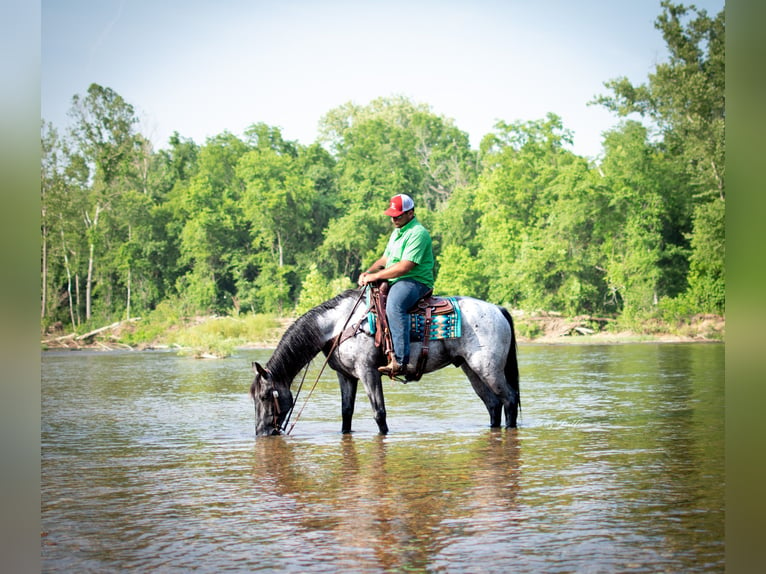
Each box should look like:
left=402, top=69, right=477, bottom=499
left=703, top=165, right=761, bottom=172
left=384, top=194, right=415, bottom=217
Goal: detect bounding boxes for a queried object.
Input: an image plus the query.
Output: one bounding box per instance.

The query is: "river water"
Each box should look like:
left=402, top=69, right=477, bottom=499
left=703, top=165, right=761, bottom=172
left=41, top=343, right=724, bottom=572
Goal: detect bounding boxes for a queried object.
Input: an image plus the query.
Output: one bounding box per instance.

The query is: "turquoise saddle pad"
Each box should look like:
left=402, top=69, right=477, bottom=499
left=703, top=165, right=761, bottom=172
left=368, top=297, right=462, bottom=341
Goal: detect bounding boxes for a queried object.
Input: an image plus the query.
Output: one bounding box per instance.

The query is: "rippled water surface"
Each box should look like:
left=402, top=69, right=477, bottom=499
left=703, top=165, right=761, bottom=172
left=42, top=343, right=724, bottom=572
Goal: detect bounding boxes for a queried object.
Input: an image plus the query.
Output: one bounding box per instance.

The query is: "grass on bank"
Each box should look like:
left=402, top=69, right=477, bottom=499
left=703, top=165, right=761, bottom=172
left=512, top=311, right=725, bottom=342
left=119, top=300, right=283, bottom=358
left=168, top=314, right=282, bottom=358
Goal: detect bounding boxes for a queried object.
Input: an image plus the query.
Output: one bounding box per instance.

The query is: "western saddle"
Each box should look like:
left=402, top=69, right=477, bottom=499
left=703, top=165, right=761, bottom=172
left=369, top=282, right=455, bottom=381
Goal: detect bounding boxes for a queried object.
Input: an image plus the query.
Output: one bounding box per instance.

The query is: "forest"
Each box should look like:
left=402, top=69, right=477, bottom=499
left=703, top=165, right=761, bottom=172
left=40, top=2, right=724, bottom=343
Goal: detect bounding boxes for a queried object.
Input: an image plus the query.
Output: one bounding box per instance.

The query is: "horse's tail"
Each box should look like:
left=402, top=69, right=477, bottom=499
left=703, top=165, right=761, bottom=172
left=499, top=307, right=521, bottom=412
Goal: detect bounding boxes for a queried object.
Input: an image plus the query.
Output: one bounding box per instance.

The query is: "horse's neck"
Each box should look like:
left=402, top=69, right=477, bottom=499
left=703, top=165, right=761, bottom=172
left=312, top=297, right=366, bottom=355
left=317, top=298, right=359, bottom=340
left=267, top=295, right=361, bottom=383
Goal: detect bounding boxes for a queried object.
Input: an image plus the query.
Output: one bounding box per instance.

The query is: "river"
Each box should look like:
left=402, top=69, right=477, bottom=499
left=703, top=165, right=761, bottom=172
left=42, top=342, right=724, bottom=572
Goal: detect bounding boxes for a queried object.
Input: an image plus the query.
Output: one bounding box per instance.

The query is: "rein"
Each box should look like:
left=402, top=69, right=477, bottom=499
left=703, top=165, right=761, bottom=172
left=279, top=361, right=309, bottom=433
left=271, top=389, right=281, bottom=431
left=283, top=288, right=368, bottom=435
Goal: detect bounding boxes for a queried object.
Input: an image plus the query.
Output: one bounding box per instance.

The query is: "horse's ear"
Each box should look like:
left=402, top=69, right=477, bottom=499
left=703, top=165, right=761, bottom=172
left=252, top=361, right=270, bottom=380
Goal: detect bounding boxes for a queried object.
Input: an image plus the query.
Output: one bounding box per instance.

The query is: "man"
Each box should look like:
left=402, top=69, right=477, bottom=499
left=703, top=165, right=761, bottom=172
left=358, top=194, right=435, bottom=377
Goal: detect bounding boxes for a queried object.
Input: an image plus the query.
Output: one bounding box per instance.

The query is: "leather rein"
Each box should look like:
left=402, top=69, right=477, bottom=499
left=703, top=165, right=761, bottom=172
left=280, top=288, right=368, bottom=435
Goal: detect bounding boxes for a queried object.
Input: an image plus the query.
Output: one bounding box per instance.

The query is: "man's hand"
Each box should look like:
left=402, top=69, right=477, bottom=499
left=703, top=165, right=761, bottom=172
left=358, top=272, right=375, bottom=286
left=359, top=260, right=416, bottom=286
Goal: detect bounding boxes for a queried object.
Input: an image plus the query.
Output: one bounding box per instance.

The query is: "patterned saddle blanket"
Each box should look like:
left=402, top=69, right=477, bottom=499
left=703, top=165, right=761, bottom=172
left=368, top=296, right=462, bottom=341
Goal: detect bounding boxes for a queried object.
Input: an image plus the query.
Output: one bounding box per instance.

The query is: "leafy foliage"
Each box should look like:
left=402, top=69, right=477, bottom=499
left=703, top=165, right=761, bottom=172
left=41, top=3, right=724, bottom=331
left=591, top=1, right=724, bottom=314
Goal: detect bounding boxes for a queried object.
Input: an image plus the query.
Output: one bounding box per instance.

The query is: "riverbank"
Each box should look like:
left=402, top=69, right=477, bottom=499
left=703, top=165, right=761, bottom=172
left=41, top=311, right=725, bottom=355
left=511, top=312, right=725, bottom=344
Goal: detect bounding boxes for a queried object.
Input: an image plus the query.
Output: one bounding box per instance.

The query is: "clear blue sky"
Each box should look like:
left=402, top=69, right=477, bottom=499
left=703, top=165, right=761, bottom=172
left=41, top=0, right=724, bottom=159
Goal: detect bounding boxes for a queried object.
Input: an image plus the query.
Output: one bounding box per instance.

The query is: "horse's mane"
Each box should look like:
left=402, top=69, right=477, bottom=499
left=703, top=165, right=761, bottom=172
left=265, top=289, right=359, bottom=384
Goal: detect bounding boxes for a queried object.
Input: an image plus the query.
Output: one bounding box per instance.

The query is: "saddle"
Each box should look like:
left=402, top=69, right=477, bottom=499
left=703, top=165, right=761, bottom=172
left=371, top=283, right=455, bottom=381
left=408, top=294, right=455, bottom=316
left=336, top=283, right=458, bottom=381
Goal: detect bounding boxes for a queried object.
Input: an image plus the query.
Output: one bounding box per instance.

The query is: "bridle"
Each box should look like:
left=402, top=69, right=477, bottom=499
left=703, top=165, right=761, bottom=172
left=252, top=287, right=368, bottom=437
left=253, top=369, right=305, bottom=435
left=252, top=378, right=293, bottom=436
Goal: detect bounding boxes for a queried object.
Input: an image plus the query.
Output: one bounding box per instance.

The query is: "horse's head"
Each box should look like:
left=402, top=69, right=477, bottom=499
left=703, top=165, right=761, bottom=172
left=250, top=362, right=294, bottom=436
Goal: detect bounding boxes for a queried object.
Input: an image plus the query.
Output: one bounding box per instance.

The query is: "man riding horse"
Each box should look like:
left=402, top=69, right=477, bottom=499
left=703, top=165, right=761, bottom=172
left=357, top=194, right=434, bottom=378
left=251, top=193, right=519, bottom=436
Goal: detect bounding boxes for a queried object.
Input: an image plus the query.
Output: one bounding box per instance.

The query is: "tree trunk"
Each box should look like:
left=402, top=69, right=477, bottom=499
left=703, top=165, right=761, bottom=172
left=63, top=253, right=75, bottom=329
left=84, top=205, right=101, bottom=322
left=41, top=223, right=48, bottom=319
left=76, top=317, right=141, bottom=341
left=126, top=267, right=131, bottom=320
left=75, top=272, right=81, bottom=326
left=58, top=228, right=77, bottom=329
left=86, top=241, right=94, bottom=321
left=125, top=224, right=132, bottom=320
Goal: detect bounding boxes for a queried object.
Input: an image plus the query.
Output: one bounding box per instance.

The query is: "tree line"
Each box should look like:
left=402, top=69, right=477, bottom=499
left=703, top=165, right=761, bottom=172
left=40, top=2, right=724, bottom=332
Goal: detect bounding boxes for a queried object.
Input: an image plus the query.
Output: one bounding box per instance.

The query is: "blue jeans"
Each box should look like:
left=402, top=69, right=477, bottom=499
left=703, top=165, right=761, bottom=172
left=386, top=279, right=431, bottom=365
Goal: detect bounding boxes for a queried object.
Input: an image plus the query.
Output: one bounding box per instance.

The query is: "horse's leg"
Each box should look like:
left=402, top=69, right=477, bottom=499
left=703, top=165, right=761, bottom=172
left=504, top=390, right=519, bottom=428
left=461, top=361, right=518, bottom=429
left=361, top=374, right=388, bottom=435
left=460, top=364, right=503, bottom=428
left=338, top=373, right=358, bottom=434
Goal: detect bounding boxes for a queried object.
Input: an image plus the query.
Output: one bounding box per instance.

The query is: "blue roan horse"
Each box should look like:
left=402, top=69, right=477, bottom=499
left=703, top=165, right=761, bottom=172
left=249, top=288, right=520, bottom=436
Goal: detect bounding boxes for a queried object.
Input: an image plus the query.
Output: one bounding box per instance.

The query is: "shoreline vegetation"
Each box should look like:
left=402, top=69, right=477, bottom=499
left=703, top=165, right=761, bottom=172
left=41, top=5, right=725, bottom=350
left=41, top=311, right=725, bottom=358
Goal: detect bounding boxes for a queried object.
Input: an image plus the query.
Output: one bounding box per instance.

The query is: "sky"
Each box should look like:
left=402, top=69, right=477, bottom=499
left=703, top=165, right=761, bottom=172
left=41, top=0, right=725, bottom=160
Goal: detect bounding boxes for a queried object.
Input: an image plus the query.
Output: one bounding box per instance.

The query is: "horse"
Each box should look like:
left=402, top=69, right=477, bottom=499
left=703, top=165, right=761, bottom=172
left=249, top=288, right=520, bottom=436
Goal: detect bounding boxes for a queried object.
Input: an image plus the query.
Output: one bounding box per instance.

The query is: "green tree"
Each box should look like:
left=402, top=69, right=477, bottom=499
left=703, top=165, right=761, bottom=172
left=41, top=122, right=63, bottom=322
left=685, top=198, right=725, bottom=312
left=139, top=133, right=201, bottom=308
left=238, top=135, right=315, bottom=312
left=474, top=114, right=594, bottom=310
left=594, top=1, right=724, bottom=200
left=108, top=184, right=156, bottom=319
left=596, top=122, right=670, bottom=315
left=67, top=83, right=141, bottom=320
left=154, top=132, right=200, bottom=197
left=517, top=157, right=604, bottom=314
left=431, top=184, right=481, bottom=254
left=318, top=209, right=382, bottom=280
left=41, top=122, right=86, bottom=327
left=593, top=1, right=725, bottom=314
left=239, top=138, right=340, bottom=313
left=434, top=244, right=487, bottom=298
left=174, top=132, right=250, bottom=312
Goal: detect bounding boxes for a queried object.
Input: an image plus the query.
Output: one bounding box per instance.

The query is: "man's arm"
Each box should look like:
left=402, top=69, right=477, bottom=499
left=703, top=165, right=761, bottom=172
left=364, top=256, right=388, bottom=274
left=358, top=258, right=416, bottom=286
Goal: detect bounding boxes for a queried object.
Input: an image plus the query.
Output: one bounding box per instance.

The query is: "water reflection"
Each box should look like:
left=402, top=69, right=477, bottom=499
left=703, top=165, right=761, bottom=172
left=42, top=344, right=724, bottom=572
left=250, top=430, right=522, bottom=572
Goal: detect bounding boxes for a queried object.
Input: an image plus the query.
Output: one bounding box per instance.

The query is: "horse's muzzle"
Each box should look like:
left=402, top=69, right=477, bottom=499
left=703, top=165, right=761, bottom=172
left=255, top=425, right=283, bottom=437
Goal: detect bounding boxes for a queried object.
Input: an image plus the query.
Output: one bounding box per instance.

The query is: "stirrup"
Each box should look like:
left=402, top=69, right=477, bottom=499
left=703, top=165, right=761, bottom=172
left=377, top=359, right=399, bottom=376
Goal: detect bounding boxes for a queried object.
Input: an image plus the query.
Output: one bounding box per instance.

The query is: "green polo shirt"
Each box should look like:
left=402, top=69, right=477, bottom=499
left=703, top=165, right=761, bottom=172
left=383, top=217, right=434, bottom=288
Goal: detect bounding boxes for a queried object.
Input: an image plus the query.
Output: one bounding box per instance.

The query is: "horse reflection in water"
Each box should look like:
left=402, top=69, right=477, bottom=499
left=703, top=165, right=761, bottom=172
left=251, top=432, right=522, bottom=572
left=250, top=288, right=520, bottom=436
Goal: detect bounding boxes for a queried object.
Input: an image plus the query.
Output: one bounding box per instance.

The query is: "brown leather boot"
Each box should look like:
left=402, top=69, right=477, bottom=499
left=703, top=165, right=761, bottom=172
left=378, top=358, right=400, bottom=376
